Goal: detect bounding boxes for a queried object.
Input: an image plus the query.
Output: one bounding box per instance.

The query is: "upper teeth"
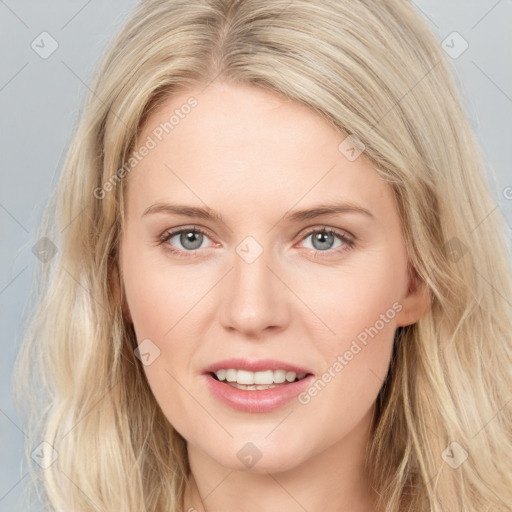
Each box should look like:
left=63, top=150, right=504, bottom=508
left=214, top=369, right=307, bottom=385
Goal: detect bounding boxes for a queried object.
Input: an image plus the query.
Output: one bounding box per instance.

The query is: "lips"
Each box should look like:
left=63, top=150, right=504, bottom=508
left=202, top=358, right=315, bottom=413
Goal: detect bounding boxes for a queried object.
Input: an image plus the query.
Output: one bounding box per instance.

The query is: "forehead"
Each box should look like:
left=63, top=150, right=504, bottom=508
left=126, top=81, right=395, bottom=222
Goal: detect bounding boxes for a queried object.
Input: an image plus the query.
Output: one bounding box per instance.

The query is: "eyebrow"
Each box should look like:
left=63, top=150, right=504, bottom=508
left=141, top=201, right=374, bottom=222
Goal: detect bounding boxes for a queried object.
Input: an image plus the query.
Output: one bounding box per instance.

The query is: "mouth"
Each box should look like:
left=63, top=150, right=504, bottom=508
left=201, top=359, right=315, bottom=412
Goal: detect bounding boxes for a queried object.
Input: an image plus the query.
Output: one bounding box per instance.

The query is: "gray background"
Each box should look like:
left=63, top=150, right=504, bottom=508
left=1, top=1, right=511, bottom=510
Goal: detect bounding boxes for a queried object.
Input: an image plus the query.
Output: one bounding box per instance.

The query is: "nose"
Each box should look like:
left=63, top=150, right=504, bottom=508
left=218, top=242, right=291, bottom=337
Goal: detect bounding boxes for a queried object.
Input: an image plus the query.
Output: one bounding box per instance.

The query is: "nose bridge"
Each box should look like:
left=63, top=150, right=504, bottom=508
left=218, top=234, right=289, bottom=334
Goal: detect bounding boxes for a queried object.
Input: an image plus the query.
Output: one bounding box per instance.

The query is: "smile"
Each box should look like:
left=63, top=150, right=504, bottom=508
left=202, top=359, right=315, bottom=413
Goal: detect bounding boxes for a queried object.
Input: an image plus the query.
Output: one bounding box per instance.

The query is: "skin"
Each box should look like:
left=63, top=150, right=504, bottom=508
left=117, top=80, right=429, bottom=512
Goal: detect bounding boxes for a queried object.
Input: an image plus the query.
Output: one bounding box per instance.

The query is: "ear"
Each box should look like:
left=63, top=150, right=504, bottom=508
left=110, top=261, right=132, bottom=324
left=395, top=266, right=430, bottom=327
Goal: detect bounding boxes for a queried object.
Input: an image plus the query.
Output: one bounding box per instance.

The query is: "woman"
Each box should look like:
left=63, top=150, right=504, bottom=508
left=13, top=0, right=512, bottom=510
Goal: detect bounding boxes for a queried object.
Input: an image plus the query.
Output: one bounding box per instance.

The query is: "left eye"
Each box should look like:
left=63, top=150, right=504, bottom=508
left=300, top=229, right=350, bottom=252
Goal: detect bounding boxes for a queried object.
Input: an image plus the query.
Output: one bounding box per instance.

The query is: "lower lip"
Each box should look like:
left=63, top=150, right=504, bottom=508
left=203, top=373, right=315, bottom=413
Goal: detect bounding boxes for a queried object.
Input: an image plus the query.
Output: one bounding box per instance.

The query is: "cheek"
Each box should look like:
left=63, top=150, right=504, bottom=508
left=295, top=251, right=404, bottom=410
left=305, top=248, right=405, bottom=348
left=122, top=262, right=199, bottom=437
left=121, top=241, right=204, bottom=338
left=120, top=242, right=210, bottom=435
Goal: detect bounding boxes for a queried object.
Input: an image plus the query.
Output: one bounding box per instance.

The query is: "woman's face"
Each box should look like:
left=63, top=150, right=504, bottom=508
left=119, top=81, right=427, bottom=473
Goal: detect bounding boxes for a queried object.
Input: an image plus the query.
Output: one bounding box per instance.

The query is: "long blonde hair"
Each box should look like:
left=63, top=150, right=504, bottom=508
left=13, top=0, right=512, bottom=510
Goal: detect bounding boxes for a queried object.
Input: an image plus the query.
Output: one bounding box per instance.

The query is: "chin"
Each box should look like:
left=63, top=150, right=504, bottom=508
left=198, top=435, right=310, bottom=474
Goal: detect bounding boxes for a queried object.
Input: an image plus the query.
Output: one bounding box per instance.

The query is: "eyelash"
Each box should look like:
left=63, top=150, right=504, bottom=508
left=158, top=225, right=355, bottom=259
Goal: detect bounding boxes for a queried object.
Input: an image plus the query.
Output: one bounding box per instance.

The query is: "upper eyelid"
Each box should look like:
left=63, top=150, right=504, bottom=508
left=302, top=225, right=353, bottom=239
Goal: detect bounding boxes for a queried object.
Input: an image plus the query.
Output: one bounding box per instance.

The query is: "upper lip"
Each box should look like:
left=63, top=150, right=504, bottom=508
left=203, top=358, right=313, bottom=375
